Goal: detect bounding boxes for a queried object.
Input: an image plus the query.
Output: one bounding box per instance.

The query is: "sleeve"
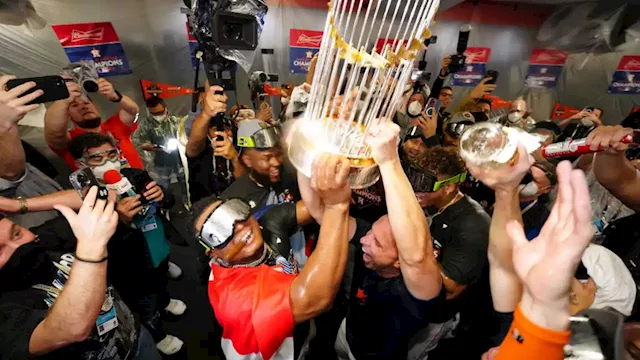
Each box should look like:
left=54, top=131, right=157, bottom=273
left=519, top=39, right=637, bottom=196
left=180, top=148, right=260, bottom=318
left=495, top=305, right=570, bottom=360
left=105, top=114, right=137, bottom=137
left=429, top=76, right=445, bottom=99
left=131, top=119, right=151, bottom=145
left=440, top=221, right=489, bottom=285
left=0, top=293, right=48, bottom=359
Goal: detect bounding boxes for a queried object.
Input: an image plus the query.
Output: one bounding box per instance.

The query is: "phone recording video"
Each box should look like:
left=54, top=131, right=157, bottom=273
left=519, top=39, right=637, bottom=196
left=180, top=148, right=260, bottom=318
left=69, top=167, right=109, bottom=200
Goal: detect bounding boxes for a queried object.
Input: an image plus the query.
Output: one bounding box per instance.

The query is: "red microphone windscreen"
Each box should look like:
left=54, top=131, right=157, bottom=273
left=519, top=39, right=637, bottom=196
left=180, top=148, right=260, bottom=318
left=103, top=170, right=123, bottom=185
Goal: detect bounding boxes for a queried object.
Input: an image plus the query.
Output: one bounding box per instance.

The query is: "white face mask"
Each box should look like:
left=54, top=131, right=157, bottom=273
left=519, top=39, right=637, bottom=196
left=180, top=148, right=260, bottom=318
left=518, top=182, right=539, bottom=198
left=507, top=112, right=523, bottom=123
left=152, top=113, right=167, bottom=122
left=92, top=159, right=122, bottom=183
left=580, top=118, right=594, bottom=127
left=281, top=97, right=290, bottom=106
left=407, top=101, right=423, bottom=117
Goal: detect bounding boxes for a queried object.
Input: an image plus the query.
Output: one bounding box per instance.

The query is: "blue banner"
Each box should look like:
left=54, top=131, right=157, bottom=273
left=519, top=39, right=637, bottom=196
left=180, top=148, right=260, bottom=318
left=451, top=63, right=486, bottom=87
left=525, top=65, right=564, bottom=89
left=63, top=44, right=131, bottom=77
left=289, top=47, right=320, bottom=74
left=607, top=56, right=640, bottom=94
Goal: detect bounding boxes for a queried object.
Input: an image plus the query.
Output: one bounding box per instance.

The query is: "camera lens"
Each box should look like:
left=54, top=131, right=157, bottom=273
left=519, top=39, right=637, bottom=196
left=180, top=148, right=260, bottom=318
left=223, top=23, right=242, bottom=40
left=259, top=73, right=268, bottom=83
left=83, top=79, right=99, bottom=93
left=77, top=173, right=87, bottom=185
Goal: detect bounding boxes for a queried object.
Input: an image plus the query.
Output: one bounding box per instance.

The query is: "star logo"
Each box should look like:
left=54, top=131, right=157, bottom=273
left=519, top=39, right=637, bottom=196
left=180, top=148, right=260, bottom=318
left=90, top=48, right=101, bottom=58
left=356, top=288, right=367, bottom=303
left=306, top=51, right=314, bottom=59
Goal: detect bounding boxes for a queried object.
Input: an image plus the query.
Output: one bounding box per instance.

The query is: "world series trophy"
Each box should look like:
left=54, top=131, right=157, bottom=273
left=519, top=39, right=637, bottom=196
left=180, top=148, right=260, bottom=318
left=287, top=0, right=440, bottom=189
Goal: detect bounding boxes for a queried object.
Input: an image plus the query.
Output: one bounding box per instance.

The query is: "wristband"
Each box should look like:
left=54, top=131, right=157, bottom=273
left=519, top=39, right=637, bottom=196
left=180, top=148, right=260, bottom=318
left=74, top=253, right=109, bottom=263
left=110, top=90, right=123, bottom=103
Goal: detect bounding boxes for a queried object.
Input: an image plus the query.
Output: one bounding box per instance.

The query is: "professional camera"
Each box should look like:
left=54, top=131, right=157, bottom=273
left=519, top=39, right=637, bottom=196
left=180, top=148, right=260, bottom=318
left=446, top=24, right=471, bottom=75
left=62, top=61, right=99, bottom=93
left=249, top=71, right=278, bottom=106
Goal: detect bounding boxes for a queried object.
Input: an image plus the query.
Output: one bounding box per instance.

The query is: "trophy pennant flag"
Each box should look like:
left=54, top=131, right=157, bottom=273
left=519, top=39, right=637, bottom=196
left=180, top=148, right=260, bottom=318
left=287, top=0, right=440, bottom=189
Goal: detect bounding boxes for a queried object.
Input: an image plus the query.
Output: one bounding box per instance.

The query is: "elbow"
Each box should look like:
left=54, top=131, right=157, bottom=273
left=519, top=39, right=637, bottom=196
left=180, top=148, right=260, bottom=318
left=68, top=324, right=93, bottom=343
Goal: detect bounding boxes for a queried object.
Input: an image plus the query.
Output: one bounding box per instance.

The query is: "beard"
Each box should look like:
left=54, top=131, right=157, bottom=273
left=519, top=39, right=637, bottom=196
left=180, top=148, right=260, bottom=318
left=250, top=168, right=280, bottom=187
left=76, top=116, right=102, bottom=129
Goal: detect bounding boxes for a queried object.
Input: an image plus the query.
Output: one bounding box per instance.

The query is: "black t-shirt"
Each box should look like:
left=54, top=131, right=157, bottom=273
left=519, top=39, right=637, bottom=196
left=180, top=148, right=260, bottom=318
left=259, top=202, right=299, bottom=257
left=346, top=219, right=445, bottom=360
left=220, top=166, right=300, bottom=212
left=350, top=181, right=387, bottom=224
left=429, top=196, right=490, bottom=322
left=187, top=146, right=235, bottom=203
left=0, top=250, right=139, bottom=360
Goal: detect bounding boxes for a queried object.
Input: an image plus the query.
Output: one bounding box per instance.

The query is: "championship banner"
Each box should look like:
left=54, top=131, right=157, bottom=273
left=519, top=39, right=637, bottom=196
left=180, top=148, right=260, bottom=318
left=139, top=80, right=195, bottom=100
left=550, top=103, right=580, bottom=120
left=525, top=49, right=568, bottom=89
left=375, top=38, right=409, bottom=54
left=52, top=22, right=131, bottom=77
left=607, top=55, right=640, bottom=94
left=451, top=47, right=491, bottom=87
left=186, top=22, right=199, bottom=68
left=289, top=29, right=323, bottom=74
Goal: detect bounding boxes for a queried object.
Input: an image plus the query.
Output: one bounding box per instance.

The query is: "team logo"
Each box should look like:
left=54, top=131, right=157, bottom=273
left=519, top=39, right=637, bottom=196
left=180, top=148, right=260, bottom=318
left=296, top=34, right=322, bottom=47
left=71, top=27, right=105, bottom=42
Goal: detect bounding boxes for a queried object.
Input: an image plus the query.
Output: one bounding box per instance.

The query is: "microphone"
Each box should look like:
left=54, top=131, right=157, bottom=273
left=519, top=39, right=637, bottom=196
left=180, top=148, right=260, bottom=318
left=103, top=170, right=138, bottom=198
left=541, top=134, right=634, bottom=159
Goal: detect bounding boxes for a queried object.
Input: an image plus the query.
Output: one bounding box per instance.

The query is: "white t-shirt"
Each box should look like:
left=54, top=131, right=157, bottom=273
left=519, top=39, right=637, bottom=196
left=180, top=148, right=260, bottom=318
left=582, top=244, right=637, bottom=316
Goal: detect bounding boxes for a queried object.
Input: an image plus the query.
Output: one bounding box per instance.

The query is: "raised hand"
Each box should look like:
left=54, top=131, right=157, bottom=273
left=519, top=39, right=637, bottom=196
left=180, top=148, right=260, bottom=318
left=465, top=143, right=534, bottom=194
left=60, top=75, right=82, bottom=104
left=203, top=86, right=228, bottom=118
left=97, top=78, right=118, bottom=101
left=417, top=110, right=438, bottom=138
left=440, top=56, right=452, bottom=77
left=366, top=121, right=401, bottom=166
left=54, top=186, right=118, bottom=260
left=212, top=131, right=239, bottom=160
left=469, top=77, right=497, bottom=100
left=0, top=75, right=43, bottom=130
left=506, top=161, right=593, bottom=330
left=310, top=154, right=351, bottom=207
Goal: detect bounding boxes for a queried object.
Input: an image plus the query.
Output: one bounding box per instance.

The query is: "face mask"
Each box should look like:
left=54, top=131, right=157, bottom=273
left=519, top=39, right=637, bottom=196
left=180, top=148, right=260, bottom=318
left=92, top=159, right=121, bottom=183
left=518, top=182, right=539, bottom=197
left=469, top=111, right=488, bottom=123
left=281, top=97, right=290, bottom=106
left=507, top=112, right=522, bottom=123
left=0, top=241, right=53, bottom=292
left=407, top=101, right=423, bottom=118
left=152, top=113, right=167, bottom=122
left=580, top=118, right=594, bottom=127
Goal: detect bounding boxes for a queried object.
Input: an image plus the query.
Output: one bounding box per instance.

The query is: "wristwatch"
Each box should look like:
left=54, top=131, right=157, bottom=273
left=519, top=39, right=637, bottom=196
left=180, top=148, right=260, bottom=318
left=110, top=90, right=123, bottom=103
left=16, top=197, right=28, bottom=214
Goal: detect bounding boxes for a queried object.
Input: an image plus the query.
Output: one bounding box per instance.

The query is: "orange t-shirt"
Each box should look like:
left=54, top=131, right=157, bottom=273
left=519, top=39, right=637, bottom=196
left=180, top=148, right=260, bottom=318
left=495, top=305, right=571, bottom=360
left=52, top=114, right=143, bottom=171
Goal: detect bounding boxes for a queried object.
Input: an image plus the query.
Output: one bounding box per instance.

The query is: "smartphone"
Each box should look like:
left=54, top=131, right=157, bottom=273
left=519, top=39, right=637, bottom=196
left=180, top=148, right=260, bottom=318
left=585, top=106, right=594, bottom=113
left=485, top=70, right=499, bottom=85
left=425, top=98, right=442, bottom=117
left=132, top=171, right=154, bottom=204
left=6, top=76, right=70, bottom=105
left=69, top=167, right=109, bottom=200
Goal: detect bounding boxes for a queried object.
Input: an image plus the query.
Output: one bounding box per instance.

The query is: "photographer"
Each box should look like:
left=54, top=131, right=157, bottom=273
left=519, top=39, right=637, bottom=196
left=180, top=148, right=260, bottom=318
left=0, top=187, right=162, bottom=360
left=428, top=56, right=455, bottom=117
left=45, top=76, right=142, bottom=171
left=186, top=86, right=245, bottom=202
left=134, top=96, right=188, bottom=207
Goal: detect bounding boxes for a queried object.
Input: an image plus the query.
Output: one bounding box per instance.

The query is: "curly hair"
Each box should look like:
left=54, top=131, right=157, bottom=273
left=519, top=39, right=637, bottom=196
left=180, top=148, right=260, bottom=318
left=68, top=133, right=115, bottom=160
left=416, top=146, right=466, bottom=179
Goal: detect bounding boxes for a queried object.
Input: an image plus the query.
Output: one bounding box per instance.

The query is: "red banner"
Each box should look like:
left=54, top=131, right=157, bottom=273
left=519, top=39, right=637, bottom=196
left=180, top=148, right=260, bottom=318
left=139, top=80, right=194, bottom=100
left=483, top=95, right=511, bottom=109
left=463, top=47, right=491, bottom=64
left=550, top=103, right=580, bottom=120
left=375, top=38, right=409, bottom=53
left=52, top=22, right=121, bottom=46
left=529, top=49, right=568, bottom=65
left=289, top=29, right=323, bottom=48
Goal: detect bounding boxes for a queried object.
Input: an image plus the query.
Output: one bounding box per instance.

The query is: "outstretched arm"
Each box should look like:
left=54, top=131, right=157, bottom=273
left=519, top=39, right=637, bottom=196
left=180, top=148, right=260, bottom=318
left=45, top=80, right=82, bottom=151
left=290, top=155, right=351, bottom=324
left=368, top=122, right=441, bottom=301
left=589, top=126, right=640, bottom=212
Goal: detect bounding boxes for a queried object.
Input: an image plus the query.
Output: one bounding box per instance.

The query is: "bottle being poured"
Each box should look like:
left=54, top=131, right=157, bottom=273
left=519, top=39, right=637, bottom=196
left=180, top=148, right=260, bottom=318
left=459, top=122, right=546, bottom=168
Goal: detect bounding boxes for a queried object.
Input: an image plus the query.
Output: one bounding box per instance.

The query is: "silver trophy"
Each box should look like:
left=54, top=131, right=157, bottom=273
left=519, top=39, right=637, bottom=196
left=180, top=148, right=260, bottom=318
left=287, top=0, right=440, bottom=189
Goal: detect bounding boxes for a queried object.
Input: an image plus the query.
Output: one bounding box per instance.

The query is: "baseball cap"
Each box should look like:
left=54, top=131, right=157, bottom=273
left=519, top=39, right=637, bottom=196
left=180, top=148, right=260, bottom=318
left=236, top=119, right=281, bottom=150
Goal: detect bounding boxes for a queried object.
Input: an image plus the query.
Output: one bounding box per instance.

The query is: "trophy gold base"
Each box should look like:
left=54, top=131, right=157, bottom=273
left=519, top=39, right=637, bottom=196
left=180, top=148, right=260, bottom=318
left=287, top=121, right=380, bottom=190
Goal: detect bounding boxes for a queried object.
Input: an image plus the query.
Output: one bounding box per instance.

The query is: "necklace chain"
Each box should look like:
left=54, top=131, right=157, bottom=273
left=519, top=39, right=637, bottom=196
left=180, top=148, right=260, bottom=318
left=432, top=192, right=464, bottom=218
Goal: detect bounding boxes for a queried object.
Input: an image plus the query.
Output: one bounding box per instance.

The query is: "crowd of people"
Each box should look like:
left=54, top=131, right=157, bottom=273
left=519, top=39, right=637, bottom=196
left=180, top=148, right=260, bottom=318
left=0, top=50, right=639, bottom=360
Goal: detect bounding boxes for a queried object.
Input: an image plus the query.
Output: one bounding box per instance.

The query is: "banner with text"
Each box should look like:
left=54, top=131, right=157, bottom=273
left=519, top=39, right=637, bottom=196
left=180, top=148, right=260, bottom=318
left=290, top=29, right=323, bottom=74
left=451, top=47, right=491, bottom=87
left=525, top=49, right=568, bottom=89
left=607, top=55, right=640, bottom=94
left=550, top=103, right=580, bottom=120
left=52, top=22, right=131, bottom=77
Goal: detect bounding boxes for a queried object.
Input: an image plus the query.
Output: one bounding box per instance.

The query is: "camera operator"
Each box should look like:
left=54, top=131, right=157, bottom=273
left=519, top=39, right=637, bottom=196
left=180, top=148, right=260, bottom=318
left=428, top=56, right=455, bottom=117
left=45, top=76, right=142, bottom=171
left=134, top=96, right=188, bottom=207
left=0, top=187, right=162, bottom=360
left=186, top=85, right=245, bottom=202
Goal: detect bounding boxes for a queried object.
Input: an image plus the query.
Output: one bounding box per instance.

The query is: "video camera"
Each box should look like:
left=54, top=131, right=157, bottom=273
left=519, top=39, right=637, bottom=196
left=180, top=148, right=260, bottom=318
left=446, top=24, right=471, bottom=75
left=249, top=71, right=279, bottom=104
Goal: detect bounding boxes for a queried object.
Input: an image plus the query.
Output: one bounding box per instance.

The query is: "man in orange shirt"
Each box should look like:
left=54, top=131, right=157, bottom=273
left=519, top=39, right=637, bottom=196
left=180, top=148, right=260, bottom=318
left=45, top=77, right=142, bottom=171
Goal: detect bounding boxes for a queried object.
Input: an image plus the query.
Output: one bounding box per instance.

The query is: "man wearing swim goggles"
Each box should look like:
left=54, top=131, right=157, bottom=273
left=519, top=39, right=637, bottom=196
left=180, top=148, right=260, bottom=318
left=191, top=154, right=352, bottom=360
